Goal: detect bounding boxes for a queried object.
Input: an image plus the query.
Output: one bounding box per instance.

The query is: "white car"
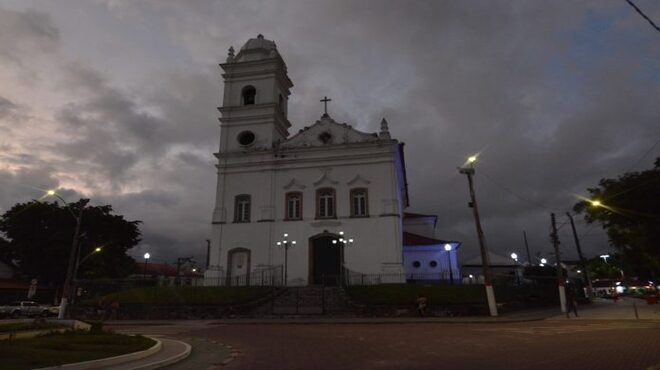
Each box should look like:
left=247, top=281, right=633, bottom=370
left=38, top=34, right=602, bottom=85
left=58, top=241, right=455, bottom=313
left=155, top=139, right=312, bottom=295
left=0, top=301, right=54, bottom=318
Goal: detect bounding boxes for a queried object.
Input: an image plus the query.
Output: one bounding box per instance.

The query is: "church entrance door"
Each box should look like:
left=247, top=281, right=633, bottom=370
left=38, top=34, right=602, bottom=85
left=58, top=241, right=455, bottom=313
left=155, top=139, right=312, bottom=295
left=227, top=248, right=250, bottom=286
left=309, top=235, right=341, bottom=285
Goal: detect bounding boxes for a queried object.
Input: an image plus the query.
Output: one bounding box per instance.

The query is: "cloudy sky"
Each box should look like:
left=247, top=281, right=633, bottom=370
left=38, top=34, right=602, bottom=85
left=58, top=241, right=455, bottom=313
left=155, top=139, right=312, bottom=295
left=0, top=0, right=658, bottom=266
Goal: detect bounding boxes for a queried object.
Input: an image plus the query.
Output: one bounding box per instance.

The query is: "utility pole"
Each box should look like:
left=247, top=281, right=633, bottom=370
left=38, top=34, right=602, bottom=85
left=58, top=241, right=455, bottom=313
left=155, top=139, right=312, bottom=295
left=523, top=230, right=532, bottom=265
left=459, top=157, right=498, bottom=317
left=566, top=212, right=593, bottom=301
left=59, top=199, right=88, bottom=319
left=550, top=213, right=566, bottom=313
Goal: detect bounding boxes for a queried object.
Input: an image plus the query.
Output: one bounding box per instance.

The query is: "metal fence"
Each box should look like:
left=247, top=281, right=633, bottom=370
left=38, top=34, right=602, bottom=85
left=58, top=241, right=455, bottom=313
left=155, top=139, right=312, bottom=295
left=70, top=265, right=284, bottom=304
left=202, top=265, right=284, bottom=287
left=342, top=267, right=459, bottom=286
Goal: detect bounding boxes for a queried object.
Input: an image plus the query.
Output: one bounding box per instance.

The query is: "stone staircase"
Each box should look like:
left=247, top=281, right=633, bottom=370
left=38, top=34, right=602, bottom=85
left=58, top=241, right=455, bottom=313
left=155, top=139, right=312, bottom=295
left=255, top=286, right=352, bottom=316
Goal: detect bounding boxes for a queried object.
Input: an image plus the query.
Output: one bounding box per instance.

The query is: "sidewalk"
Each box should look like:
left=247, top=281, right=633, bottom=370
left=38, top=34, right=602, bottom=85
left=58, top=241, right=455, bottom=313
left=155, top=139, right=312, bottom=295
left=103, top=298, right=660, bottom=327
left=99, top=338, right=190, bottom=370
left=547, top=297, right=660, bottom=321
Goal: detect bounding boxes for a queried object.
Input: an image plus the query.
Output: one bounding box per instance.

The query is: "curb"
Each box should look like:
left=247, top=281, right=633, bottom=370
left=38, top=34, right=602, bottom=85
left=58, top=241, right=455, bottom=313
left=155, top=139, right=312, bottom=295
left=123, top=339, right=191, bottom=370
left=35, top=337, right=162, bottom=370
left=206, top=317, right=550, bottom=325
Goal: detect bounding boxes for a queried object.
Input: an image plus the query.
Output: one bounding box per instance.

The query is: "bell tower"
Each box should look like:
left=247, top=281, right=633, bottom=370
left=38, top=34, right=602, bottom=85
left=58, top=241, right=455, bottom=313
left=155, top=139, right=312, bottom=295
left=218, top=34, right=293, bottom=152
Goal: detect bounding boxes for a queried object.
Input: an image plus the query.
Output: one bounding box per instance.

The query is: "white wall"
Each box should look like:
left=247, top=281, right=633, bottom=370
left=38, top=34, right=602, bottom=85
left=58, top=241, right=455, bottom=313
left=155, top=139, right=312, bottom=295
left=207, top=140, right=406, bottom=285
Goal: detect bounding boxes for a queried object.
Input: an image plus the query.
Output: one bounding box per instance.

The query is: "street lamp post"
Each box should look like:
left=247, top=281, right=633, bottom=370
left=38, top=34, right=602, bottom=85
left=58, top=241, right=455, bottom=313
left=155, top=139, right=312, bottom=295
left=46, top=190, right=89, bottom=320
left=276, top=233, right=296, bottom=286
left=332, top=231, right=354, bottom=285
left=73, top=247, right=102, bottom=283
left=143, top=253, right=151, bottom=279
left=510, top=252, right=520, bottom=286
left=71, top=246, right=102, bottom=304
left=444, top=244, right=454, bottom=285
left=566, top=212, right=593, bottom=300
left=458, top=155, right=498, bottom=316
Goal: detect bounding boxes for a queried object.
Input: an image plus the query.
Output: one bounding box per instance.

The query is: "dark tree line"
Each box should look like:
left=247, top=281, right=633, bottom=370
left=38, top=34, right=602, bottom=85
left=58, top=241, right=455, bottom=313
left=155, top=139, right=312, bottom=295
left=0, top=199, right=141, bottom=285
left=574, top=158, right=660, bottom=279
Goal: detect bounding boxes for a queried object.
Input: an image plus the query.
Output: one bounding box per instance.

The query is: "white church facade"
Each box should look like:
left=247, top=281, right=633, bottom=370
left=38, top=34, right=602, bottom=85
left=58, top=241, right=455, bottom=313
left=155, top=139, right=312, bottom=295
left=205, top=35, right=458, bottom=286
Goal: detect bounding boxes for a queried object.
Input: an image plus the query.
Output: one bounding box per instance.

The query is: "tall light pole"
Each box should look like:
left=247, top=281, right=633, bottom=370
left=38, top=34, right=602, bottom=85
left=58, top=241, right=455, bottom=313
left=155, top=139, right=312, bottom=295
left=458, top=155, right=498, bottom=316
left=510, top=252, right=520, bottom=286
left=276, top=233, right=296, bottom=286
left=332, top=231, right=354, bottom=285
left=143, top=253, right=151, bottom=279
left=73, top=246, right=102, bottom=283
left=444, top=244, right=454, bottom=285
left=70, top=246, right=102, bottom=304
left=566, top=212, right=593, bottom=300
left=550, top=213, right=567, bottom=314
left=46, top=190, right=89, bottom=320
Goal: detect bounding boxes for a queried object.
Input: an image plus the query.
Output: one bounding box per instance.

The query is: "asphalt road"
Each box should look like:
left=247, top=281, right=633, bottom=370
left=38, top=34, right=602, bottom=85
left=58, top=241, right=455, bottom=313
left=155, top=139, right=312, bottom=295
left=112, top=319, right=660, bottom=370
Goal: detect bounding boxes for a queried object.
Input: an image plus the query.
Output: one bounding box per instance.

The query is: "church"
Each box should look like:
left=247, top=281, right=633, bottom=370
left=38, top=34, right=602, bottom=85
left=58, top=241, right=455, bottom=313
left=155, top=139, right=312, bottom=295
left=205, top=35, right=459, bottom=286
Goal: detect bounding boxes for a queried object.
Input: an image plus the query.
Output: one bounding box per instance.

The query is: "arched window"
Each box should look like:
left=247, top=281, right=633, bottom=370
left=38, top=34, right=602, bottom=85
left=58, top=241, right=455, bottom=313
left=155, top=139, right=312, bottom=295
left=234, top=194, right=251, bottom=222
left=350, top=188, right=368, bottom=217
left=241, top=85, right=256, bottom=105
left=316, top=188, right=336, bottom=219
left=285, top=192, right=302, bottom=220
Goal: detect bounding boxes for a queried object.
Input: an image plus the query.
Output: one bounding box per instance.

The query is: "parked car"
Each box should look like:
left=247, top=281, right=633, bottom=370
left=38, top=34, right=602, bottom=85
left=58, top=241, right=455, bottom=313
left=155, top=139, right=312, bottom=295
left=0, top=301, right=57, bottom=318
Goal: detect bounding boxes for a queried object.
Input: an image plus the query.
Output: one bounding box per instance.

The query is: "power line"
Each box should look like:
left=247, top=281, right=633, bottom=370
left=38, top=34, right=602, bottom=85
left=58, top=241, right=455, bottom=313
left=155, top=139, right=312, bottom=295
left=625, top=0, right=660, bottom=33
left=479, top=168, right=569, bottom=212
left=623, top=136, right=660, bottom=174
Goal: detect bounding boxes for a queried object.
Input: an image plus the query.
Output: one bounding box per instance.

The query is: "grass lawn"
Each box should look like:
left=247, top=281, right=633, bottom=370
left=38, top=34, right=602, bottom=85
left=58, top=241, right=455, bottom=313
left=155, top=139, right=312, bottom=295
left=0, top=331, right=155, bottom=370
left=346, top=284, right=487, bottom=305
left=84, top=286, right=272, bottom=306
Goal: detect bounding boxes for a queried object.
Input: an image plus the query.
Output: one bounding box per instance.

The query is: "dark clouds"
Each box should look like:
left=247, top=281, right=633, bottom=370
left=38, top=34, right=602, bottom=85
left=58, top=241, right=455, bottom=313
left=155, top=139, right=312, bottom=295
left=0, top=1, right=658, bottom=264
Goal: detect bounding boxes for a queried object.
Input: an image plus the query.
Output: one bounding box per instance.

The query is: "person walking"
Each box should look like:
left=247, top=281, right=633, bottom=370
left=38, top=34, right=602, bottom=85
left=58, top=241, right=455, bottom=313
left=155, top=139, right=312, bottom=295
left=566, top=288, right=579, bottom=318
left=416, top=294, right=428, bottom=317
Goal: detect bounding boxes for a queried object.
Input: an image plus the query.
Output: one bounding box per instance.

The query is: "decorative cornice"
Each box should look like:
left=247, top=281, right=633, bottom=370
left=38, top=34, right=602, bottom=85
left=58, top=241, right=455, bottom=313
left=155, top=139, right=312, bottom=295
left=283, top=178, right=306, bottom=190
left=313, top=169, right=339, bottom=187
left=347, top=174, right=371, bottom=186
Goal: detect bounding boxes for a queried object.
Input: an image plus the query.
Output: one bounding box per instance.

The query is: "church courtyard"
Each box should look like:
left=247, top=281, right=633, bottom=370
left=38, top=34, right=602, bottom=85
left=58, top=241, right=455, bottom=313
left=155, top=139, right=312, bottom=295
left=109, top=317, right=660, bottom=370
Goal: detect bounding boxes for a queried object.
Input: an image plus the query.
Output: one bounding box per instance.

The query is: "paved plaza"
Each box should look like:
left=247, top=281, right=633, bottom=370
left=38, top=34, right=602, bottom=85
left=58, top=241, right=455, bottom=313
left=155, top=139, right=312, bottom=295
left=106, top=299, right=660, bottom=370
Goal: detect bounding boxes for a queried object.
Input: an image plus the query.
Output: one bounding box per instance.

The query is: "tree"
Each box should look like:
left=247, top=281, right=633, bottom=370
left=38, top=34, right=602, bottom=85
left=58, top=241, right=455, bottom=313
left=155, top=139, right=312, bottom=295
left=586, top=255, right=626, bottom=280
left=0, top=199, right=141, bottom=285
left=573, top=158, right=660, bottom=279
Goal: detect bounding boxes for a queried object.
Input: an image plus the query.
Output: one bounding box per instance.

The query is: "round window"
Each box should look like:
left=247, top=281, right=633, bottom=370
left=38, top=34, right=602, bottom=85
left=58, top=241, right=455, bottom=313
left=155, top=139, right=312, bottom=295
left=412, top=261, right=421, bottom=268
left=429, top=261, right=438, bottom=268
left=237, top=131, right=256, bottom=146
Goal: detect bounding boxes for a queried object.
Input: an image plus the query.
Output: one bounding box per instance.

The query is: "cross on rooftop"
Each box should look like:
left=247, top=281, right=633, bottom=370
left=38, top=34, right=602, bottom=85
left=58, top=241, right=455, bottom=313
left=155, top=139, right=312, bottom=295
left=320, top=96, right=332, bottom=116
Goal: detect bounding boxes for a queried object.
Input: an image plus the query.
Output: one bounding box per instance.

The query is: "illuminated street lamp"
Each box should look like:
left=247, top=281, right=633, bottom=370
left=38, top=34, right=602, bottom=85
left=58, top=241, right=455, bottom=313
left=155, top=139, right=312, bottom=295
left=276, top=233, right=296, bottom=286
left=45, top=189, right=89, bottom=320
left=458, top=154, right=497, bottom=316
left=590, top=200, right=602, bottom=207
left=143, top=253, right=151, bottom=278
left=73, top=246, right=103, bottom=281
left=333, top=231, right=355, bottom=285
left=444, top=244, right=454, bottom=284
left=600, top=254, right=611, bottom=263
left=540, top=258, right=547, bottom=266
left=510, top=252, right=520, bottom=285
